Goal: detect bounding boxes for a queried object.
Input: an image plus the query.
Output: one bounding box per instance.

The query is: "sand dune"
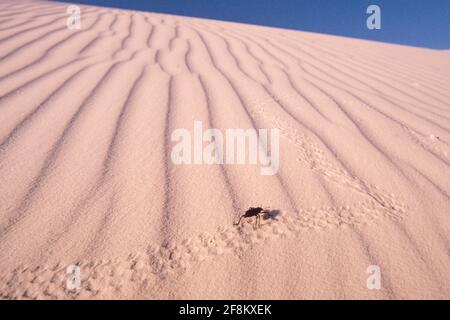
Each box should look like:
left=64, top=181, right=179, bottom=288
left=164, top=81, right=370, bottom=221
left=0, top=0, right=449, bottom=299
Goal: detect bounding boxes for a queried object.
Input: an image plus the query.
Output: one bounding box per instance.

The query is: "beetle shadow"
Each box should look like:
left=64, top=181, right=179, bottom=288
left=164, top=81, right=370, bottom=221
left=263, top=209, right=280, bottom=221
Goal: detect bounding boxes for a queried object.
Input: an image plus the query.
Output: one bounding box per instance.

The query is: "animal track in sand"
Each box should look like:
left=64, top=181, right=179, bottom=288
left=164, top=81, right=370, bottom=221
left=0, top=92, right=407, bottom=298
left=0, top=196, right=406, bottom=300
left=247, top=92, right=408, bottom=217
left=0, top=92, right=409, bottom=300
left=401, top=124, right=450, bottom=161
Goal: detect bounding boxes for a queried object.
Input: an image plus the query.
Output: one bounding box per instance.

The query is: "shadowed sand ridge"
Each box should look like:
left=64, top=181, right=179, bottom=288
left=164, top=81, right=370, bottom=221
left=0, top=0, right=449, bottom=299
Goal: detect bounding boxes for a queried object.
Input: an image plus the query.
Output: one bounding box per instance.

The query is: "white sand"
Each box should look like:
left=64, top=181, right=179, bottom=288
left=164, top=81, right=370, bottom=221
left=0, top=0, right=449, bottom=299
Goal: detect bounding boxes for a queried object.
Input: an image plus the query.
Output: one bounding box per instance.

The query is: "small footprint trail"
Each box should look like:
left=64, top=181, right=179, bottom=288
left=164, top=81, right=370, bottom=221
left=246, top=91, right=408, bottom=214
left=0, top=92, right=407, bottom=299
left=401, top=124, right=450, bottom=163
left=0, top=200, right=405, bottom=299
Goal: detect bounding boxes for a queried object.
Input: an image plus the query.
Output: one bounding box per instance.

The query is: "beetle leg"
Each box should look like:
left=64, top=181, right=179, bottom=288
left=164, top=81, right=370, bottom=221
left=234, top=215, right=243, bottom=226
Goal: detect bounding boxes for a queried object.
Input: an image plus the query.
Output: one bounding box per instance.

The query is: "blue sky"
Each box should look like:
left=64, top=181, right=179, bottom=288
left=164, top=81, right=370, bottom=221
left=59, top=0, right=450, bottom=49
